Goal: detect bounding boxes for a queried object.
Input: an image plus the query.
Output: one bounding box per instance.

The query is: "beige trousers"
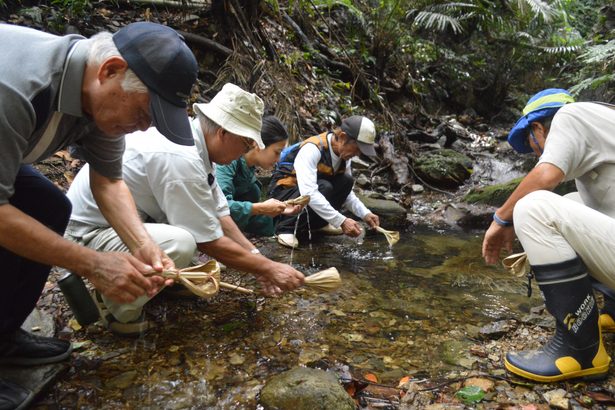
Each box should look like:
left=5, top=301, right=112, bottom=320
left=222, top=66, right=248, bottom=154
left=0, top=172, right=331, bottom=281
left=514, top=190, right=615, bottom=290
left=65, top=222, right=197, bottom=322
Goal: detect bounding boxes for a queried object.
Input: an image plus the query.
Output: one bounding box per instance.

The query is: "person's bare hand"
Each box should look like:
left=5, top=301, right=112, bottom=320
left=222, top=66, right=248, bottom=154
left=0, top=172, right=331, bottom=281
left=282, top=204, right=302, bottom=216
left=85, top=252, right=165, bottom=303
left=132, top=238, right=175, bottom=287
left=256, top=261, right=304, bottom=296
left=256, top=199, right=287, bottom=217
left=341, top=218, right=363, bottom=237
left=363, top=213, right=380, bottom=229
left=482, top=222, right=515, bottom=265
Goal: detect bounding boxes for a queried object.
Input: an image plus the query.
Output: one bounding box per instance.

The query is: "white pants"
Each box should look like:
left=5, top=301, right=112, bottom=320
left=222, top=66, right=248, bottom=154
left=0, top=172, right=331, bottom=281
left=66, top=222, right=197, bottom=322
left=514, top=190, right=615, bottom=290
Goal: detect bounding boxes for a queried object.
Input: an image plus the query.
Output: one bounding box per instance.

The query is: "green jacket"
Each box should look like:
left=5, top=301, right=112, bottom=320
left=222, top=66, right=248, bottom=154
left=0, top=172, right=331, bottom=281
left=216, top=157, right=275, bottom=236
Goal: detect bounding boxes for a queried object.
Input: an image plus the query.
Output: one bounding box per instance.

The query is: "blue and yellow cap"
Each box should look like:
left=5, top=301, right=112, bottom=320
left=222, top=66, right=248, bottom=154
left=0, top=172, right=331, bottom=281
left=507, top=88, right=575, bottom=153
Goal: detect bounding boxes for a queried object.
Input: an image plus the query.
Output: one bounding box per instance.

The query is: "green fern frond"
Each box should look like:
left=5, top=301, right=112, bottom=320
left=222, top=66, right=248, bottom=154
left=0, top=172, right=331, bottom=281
left=569, top=74, right=615, bottom=94
left=413, top=11, right=464, bottom=34
left=579, top=40, right=615, bottom=64
left=429, top=2, right=477, bottom=12
left=541, top=44, right=582, bottom=54
left=517, top=0, right=558, bottom=22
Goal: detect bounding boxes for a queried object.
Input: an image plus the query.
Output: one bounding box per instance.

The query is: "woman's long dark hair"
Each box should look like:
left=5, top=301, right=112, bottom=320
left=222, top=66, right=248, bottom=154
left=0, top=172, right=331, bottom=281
left=261, top=115, right=289, bottom=147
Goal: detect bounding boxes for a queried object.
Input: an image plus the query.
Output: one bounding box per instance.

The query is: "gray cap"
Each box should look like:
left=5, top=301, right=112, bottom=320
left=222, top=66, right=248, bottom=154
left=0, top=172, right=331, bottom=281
left=341, top=115, right=377, bottom=157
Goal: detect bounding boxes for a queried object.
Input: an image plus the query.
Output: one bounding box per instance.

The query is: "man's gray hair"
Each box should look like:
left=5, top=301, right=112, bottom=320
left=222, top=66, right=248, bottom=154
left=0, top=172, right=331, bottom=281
left=88, top=32, right=148, bottom=94
left=196, top=111, right=222, bottom=135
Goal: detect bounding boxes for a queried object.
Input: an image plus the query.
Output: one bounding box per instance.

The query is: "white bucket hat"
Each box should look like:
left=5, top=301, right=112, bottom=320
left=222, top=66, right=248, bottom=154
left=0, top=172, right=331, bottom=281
left=193, top=83, right=265, bottom=148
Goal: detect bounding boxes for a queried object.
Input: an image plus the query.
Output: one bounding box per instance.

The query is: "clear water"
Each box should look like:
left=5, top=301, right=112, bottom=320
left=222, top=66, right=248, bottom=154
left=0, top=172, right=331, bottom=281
left=47, top=228, right=532, bottom=409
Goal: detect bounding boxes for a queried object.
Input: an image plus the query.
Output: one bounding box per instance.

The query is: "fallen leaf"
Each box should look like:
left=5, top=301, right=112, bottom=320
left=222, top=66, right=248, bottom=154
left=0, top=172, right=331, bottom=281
left=69, top=318, right=82, bottom=331
left=398, top=376, right=411, bottom=387
left=364, top=373, right=378, bottom=383
left=586, top=391, right=615, bottom=405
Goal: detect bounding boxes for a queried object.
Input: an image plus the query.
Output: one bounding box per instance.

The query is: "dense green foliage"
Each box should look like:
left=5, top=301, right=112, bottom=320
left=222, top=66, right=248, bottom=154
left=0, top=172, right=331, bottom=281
left=2, top=0, right=612, bottom=119
left=271, top=0, right=613, bottom=116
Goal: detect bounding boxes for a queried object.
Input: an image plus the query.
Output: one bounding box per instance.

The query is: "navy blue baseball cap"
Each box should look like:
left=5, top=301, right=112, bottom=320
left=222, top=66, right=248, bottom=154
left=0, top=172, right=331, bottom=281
left=113, top=22, right=198, bottom=146
left=507, top=88, right=575, bottom=153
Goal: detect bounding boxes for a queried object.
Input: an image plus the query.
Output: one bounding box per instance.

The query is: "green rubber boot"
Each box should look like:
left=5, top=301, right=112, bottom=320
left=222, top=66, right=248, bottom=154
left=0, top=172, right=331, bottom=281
left=505, top=258, right=611, bottom=382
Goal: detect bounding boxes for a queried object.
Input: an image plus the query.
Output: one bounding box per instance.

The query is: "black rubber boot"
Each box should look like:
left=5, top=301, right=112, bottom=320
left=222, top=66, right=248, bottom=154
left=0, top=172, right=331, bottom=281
left=591, top=279, right=615, bottom=333
left=0, top=328, right=72, bottom=366
left=505, top=258, right=611, bottom=382
left=0, top=379, right=33, bottom=410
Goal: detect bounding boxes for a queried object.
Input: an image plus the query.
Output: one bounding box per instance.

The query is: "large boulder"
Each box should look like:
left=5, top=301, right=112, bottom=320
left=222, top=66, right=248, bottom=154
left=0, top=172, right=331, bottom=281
left=259, top=367, right=355, bottom=410
left=414, top=149, right=473, bottom=188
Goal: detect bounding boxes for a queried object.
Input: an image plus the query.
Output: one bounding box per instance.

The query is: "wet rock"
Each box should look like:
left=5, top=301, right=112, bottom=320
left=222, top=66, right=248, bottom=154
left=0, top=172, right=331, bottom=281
left=414, top=149, right=473, bottom=188
left=439, top=339, right=475, bottom=368
left=464, top=177, right=522, bottom=206
left=436, top=119, right=471, bottom=147
left=356, top=194, right=407, bottom=225
left=356, top=173, right=370, bottom=187
left=403, top=129, right=439, bottom=144
left=543, top=388, right=569, bottom=409
left=259, top=367, right=355, bottom=410
left=411, top=184, right=424, bottom=194
left=438, top=202, right=494, bottom=230
left=105, top=370, right=137, bottom=389
left=400, top=380, right=437, bottom=409
left=479, top=320, right=513, bottom=340
left=464, top=377, right=495, bottom=393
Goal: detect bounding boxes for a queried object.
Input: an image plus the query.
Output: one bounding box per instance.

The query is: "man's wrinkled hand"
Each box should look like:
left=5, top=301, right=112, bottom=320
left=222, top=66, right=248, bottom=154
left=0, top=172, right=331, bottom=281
left=86, top=252, right=164, bottom=303
left=132, top=238, right=175, bottom=287
left=256, top=262, right=304, bottom=295
left=364, top=213, right=379, bottom=229
left=341, top=218, right=362, bottom=237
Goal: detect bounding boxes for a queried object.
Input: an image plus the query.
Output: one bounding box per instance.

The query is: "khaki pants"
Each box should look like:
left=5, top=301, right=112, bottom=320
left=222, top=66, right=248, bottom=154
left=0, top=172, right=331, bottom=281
left=65, top=222, right=197, bottom=322
left=514, top=190, right=615, bottom=290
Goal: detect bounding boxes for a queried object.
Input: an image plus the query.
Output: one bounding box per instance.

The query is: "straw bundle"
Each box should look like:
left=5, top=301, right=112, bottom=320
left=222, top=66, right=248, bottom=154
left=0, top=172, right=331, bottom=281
left=304, top=267, right=341, bottom=292
left=376, top=226, right=400, bottom=246
left=502, top=252, right=530, bottom=278
left=154, top=260, right=221, bottom=298
left=284, top=194, right=310, bottom=207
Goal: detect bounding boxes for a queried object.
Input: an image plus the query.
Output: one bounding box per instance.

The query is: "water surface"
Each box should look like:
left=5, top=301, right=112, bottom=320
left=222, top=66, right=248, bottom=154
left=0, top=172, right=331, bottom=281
left=52, top=228, right=531, bottom=409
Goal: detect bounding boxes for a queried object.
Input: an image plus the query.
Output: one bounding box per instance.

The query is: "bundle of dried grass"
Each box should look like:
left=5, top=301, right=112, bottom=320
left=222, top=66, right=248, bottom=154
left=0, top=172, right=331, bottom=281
left=304, top=267, right=341, bottom=292
left=502, top=252, right=530, bottom=277
left=152, top=260, right=221, bottom=298
left=284, top=194, right=310, bottom=207
left=376, top=226, right=400, bottom=246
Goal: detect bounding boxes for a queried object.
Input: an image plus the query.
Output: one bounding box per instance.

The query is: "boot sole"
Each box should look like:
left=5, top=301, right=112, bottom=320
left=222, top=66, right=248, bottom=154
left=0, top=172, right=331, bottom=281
left=505, top=358, right=610, bottom=383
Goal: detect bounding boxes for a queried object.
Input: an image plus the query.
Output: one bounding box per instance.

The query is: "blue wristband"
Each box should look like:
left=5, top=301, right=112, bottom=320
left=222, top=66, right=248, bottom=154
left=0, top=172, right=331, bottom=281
left=493, top=213, right=513, bottom=227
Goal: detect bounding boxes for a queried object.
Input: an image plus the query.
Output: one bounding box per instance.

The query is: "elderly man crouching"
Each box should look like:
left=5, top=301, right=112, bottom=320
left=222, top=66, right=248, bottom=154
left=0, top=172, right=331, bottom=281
left=65, top=83, right=305, bottom=336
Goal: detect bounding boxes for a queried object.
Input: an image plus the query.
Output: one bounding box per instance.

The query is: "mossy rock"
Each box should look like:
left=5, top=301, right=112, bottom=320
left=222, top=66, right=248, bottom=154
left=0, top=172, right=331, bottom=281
left=259, top=367, right=355, bottom=410
left=414, top=149, right=473, bottom=188
left=464, top=178, right=577, bottom=207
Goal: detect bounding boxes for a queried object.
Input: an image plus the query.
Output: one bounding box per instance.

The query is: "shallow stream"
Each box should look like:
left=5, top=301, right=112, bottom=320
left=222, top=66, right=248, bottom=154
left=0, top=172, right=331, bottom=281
left=55, top=228, right=532, bottom=409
